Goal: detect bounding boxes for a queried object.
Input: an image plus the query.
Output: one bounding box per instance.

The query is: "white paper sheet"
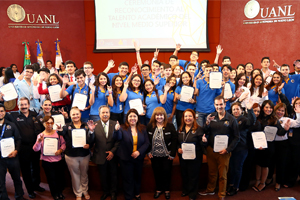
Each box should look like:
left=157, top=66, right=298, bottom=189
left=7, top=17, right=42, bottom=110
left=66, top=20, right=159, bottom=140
left=182, top=143, right=196, bottom=159
left=72, top=93, right=88, bottom=110
left=43, top=137, right=58, bottom=156
left=0, top=137, right=15, bottom=158
left=129, top=98, right=144, bottom=115
left=72, top=129, right=86, bottom=148
left=264, top=126, right=278, bottom=142
left=252, top=131, right=268, bottom=149
left=48, top=84, right=63, bottom=102
left=180, top=86, right=194, bottom=102
left=213, top=135, right=228, bottom=152
left=224, top=83, right=233, bottom=99
left=0, top=83, right=18, bottom=101
left=52, top=114, right=65, bottom=130
left=209, top=72, right=222, bottom=89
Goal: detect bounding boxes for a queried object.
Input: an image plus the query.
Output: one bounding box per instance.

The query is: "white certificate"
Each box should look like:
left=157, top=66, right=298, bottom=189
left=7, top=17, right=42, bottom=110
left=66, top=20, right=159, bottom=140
left=72, top=129, right=86, bottom=148
left=0, top=83, right=18, bottom=101
left=129, top=98, right=144, bottom=115
left=182, top=143, right=196, bottom=160
left=48, top=84, right=63, bottom=102
left=0, top=137, right=15, bottom=158
left=224, top=83, right=233, bottom=99
left=209, top=72, right=222, bottom=89
left=251, top=132, right=268, bottom=149
left=72, top=93, right=88, bottom=110
left=43, top=137, right=58, bottom=156
left=180, top=86, right=194, bottom=102
left=213, top=135, right=228, bottom=152
left=52, top=114, right=65, bottom=130
left=264, top=126, right=278, bottom=142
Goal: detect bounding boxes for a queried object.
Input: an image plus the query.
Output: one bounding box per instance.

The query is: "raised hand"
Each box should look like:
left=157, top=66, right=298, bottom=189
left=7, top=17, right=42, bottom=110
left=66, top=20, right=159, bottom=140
left=133, top=40, right=140, bottom=51
left=175, top=44, right=181, bottom=51
left=107, top=86, right=112, bottom=92
left=278, top=83, right=285, bottom=92
left=131, top=64, right=138, bottom=73
left=246, top=98, right=254, bottom=110
left=59, top=107, right=68, bottom=119
left=216, top=44, right=223, bottom=55
left=206, top=114, right=215, bottom=125
left=154, top=77, right=160, bottom=86
left=284, top=119, right=291, bottom=131
left=87, top=120, right=97, bottom=132
left=273, top=60, right=280, bottom=68
left=38, top=133, right=44, bottom=143
left=62, top=75, right=69, bottom=84
left=107, top=59, right=115, bottom=69
left=202, top=134, right=207, bottom=142
left=154, top=48, right=159, bottom=59
left=124, top=80, right=129, bottom=88
left=89, top=82, right=95, bottom=91
left=56, top=124, right=63, bottom=131
left=115, top=121, right=120, bottom=131
left=262, top=90, right=268, bottom=97
left=144, top=60, right=149, bottom=65
left=164, top=83, right=171, bottom=92
left=235, top=88, right=243, bottom=98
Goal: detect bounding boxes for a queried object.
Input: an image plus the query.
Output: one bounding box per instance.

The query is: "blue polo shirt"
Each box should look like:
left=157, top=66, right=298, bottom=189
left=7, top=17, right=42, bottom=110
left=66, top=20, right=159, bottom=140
left=156, top=77, right=167, bottom=90
left=90, top=86, right=107, bottom=116
left=196, top=79, right=222, bottom=113
left=107, top=72, right=128, bottom=85
left=109, top=91, right=124, bottom=114
left=179, top=60, right=202, bottom=78
left=283, top=74, right=300, bottom=103
left=66, top=84, right=90, bottom=119
left=145, top=90, right=163, bottom=119
left=124, top=89, right=144, bottom=115
left=175, top=85, right=195, bottom=111
left=225, top=80, right=235, bottom=111
left=162, top=89, right=175, bottom=114
left=268, top=86, right=285, bottom=105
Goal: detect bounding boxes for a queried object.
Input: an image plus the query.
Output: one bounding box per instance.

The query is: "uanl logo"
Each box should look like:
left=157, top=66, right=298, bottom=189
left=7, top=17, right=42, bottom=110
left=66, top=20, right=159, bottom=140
left=7, top=4, right=59, bottom=29
left=243, top=0, right=295, bottom=25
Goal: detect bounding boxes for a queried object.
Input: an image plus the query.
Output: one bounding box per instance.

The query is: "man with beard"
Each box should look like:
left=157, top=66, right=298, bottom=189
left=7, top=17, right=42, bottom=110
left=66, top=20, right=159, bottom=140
left=5, top=97, right=44, bottom=199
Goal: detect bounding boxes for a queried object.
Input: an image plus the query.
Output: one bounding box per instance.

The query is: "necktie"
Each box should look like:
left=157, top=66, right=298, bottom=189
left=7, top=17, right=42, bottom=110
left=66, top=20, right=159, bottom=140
left=70, top=76, right=73, bottom=82
left=88, top=78, right=91, bottom=86
left=104, top=123, right=108, bottom=138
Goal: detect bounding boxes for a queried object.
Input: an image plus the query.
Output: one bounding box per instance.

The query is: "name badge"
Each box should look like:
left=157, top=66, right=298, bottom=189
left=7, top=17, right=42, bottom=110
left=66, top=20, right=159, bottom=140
left=119, top=104, right=122, bottom=110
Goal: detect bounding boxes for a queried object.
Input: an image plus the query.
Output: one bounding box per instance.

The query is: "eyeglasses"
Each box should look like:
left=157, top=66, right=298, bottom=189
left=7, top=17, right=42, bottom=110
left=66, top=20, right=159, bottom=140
left=45, top=122, right=54, bottom=125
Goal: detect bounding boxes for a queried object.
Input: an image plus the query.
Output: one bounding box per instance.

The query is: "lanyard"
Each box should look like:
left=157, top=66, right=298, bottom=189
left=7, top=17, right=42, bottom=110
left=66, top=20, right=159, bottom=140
left=183, top=128, right=192, bottom=143
left=0, top=124, right=6, bottom=139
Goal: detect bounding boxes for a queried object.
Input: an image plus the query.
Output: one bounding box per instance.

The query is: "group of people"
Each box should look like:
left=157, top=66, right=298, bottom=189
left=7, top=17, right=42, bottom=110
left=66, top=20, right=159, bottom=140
left=1, top=44, right=300, bottom=200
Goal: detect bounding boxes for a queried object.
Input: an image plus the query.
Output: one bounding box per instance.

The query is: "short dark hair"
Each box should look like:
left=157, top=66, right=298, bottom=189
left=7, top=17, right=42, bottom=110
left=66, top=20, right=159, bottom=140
left=169, top=55, right=178, bottom=61
left=118, top=62, right=129, bottom=68
left=19, top=97, right=30, bottom=105
left=222, top=56, right=231, bottom=62
left=191, top=51, right=198, bottom=56
left=236, top=64, right=245, bottom=70
left=74, top=69, right=86, bottom=78
left=141, top=64, right=150, bottom=70
left=221, top=64, right=232, bottom=71
left=280, top=64, right=290, bottom=70
left=261, top=57, right=270, bottom=63
left=153, top=60, right=161, bottom=66
left=293, top=59, right=300, bottom=67
left=32, top=63, right=40, bottom=72
left=65, top=60, right=77, bottom=69
left=187, top=63, right=196, bottom=69
left=38, top=68, right=50, bottom=74
left=84, top=61, right=93, bottom=68
left=46, top=60, right=52, bottom=64
left=200, top=59, right=210, bottom=65
left=163, top=63, right=172, bottom=70
left=0, top=104, right=5, bottom=111
left=24, top=65, right=34, bottom=71
left=42, top=116, right=54, bottom=123
left=211, top=63, right=219, bottom=68
left=214, top=95, right=225, bottom=103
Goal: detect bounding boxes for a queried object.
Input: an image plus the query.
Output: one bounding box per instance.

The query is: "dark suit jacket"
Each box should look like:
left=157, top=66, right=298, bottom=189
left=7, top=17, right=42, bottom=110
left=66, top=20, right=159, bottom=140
left=290, top=72, right=296, bottom=75
left=114, top=125, right=149, bottom=161
left=146, top=123, right=178, bottom=157
left=91, top=120, right=120, bottom=165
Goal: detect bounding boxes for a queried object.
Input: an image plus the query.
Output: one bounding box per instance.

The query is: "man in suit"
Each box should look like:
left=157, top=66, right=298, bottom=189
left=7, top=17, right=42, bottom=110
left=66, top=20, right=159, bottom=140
left=290, top=59, right=300, bottom=75
left=91, top=105, right=120, bottom=200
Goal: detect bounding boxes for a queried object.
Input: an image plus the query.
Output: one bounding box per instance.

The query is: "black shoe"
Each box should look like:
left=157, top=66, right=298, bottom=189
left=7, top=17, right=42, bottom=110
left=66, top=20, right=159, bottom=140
left=165, top=192, right=170, bottom=199
left=111, top=193, right=117, bottom=200
left=17, top=198, right=29, bottom=200
left=227, top=188, right=238, bottom=196
left=34, top=186, right=46, bottom=192
left=28, top=193, right=36, bottom=199
left=101, top=193, right=110, bottom=200
left=265, top=178, right=273, bottom=186
left=135, top=195, right=141, bottom=200
left=154, top=191, right=162, bottom=199
left=53, top=196, right=60, bottom=200
left=58, top=193, right=65, bottom=199
left=181, top=193, right=188, bottom=197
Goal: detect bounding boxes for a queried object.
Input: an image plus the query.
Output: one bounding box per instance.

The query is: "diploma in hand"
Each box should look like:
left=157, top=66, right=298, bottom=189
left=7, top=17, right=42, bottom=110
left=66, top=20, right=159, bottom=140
left=251, top=132, right=268, bottom=149
left=0, top=83, right=18, bottom=101
left=180, top=86, right=194, bottom=102
left=224, top=83, right=233, bottom=99
left=72, top=129, right=86, bottom=148
left=213, top=135, right=228, bottom=152
left=72, top=93, right=88, bottom=110
left=0, top=137, right=15, bottom=158
left=43, top=137, right=58, bottom=156
left=182, top=143, right=196, bottom=160
left=264, top=126, right=278, bottom=142
left=52, top=114, right=65, bottom=130
left=209, top=72, right=222, bottom=89
left=129, top=99, right=144, bottom=115
left=48, top=84, right=63, bottom=102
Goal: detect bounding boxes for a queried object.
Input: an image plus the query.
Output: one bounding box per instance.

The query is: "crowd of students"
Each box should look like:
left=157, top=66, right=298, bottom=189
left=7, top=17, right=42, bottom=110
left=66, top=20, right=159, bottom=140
left=1, top=44, right=300, bottom=200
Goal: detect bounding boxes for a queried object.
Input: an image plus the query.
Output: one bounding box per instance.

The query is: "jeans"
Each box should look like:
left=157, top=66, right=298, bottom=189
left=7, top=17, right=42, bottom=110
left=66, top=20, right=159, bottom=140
left=167, top=114, right=177, bottom=130
left=228, top=149, right=248, bottom=188
left=196, top=112, right=209, bottom=127
left=89, top=115, right=100, bottom=122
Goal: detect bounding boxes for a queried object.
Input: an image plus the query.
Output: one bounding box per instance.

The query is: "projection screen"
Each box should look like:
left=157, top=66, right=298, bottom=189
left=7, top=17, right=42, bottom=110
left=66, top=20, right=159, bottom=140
left=94, top=0, right=209, bottom=52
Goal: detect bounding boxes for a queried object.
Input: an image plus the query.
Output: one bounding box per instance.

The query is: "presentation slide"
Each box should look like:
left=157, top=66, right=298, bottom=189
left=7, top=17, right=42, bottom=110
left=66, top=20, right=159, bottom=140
left=94, top=0, right=208, bottom=52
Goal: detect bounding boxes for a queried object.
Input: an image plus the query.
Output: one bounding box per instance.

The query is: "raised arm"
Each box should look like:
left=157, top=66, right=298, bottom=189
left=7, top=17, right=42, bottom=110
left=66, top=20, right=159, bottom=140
left=103, top=60, right=115, bottom=74
left=89, top=83, right=96, bottom=106
left=119, top=81, right=129, bottom=102
left=60, top=75, right=69, bottom=98
left=133, top=41, right=143, bottom=69
left=107, top=86, right=113, bottom=107
left=214, top=44, right=223, bottom=64
left=173, top=44, right=181, bottom=56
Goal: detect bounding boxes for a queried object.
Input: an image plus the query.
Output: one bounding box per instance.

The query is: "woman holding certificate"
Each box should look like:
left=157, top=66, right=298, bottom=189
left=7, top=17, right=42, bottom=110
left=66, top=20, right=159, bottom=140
left=37, top=73, right=71, bottom=111
left=161, top=75, right=177, bottom=126
left=174, top=72, right=195, bottom=128
left=265, top=71, right=285, bottom=105
left=249, top=74, right=268, bottom=106
left=57, top=107, right=95, bottom=200
left=143, top=79, right=167, bottom=124
left=114, top=109, right=149, bottom=200
left=119, top=74, right=145, bottom=124
left=110, top=75, right=125, bottom=124
left=177, top=109, right=203, bottom=200
left=89, top=72, right=112, bottom=122
left=252, top=100, right=288, bottom=192
left=33, top=116, right=66, bottom=200
left=231, top=73, right=250, bottom=108
left=146, top=107, right=177, bottom=199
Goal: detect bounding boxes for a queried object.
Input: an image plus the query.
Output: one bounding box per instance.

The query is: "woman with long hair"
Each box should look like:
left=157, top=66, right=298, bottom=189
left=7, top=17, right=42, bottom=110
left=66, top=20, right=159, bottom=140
left=3, top=67, right=16, bottom=84
left=252, top=100, right=288, bottom=192
left=89, top=72, right=112, bottom=122
left=114, top=109, right=149, bottom=200
left=177, top=109, right=204, bottom=200
left=247, top=68, right=263, bottom=88
left=109, top=75, right=125, bottom=124
left=147, top=107, right=177, bottom=199
left=265, top=71, right=285, bottom=105
left=249, top=74, right=268, bottom=105
left=0, top=67, right=5, bottom=86
left=162, top=75, right=177, bottom=127
left=10, top=64, right=20, bottom=79
left=232, top=73, right=250, bottom=108
left=229, top=68, right=237, bottom=84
